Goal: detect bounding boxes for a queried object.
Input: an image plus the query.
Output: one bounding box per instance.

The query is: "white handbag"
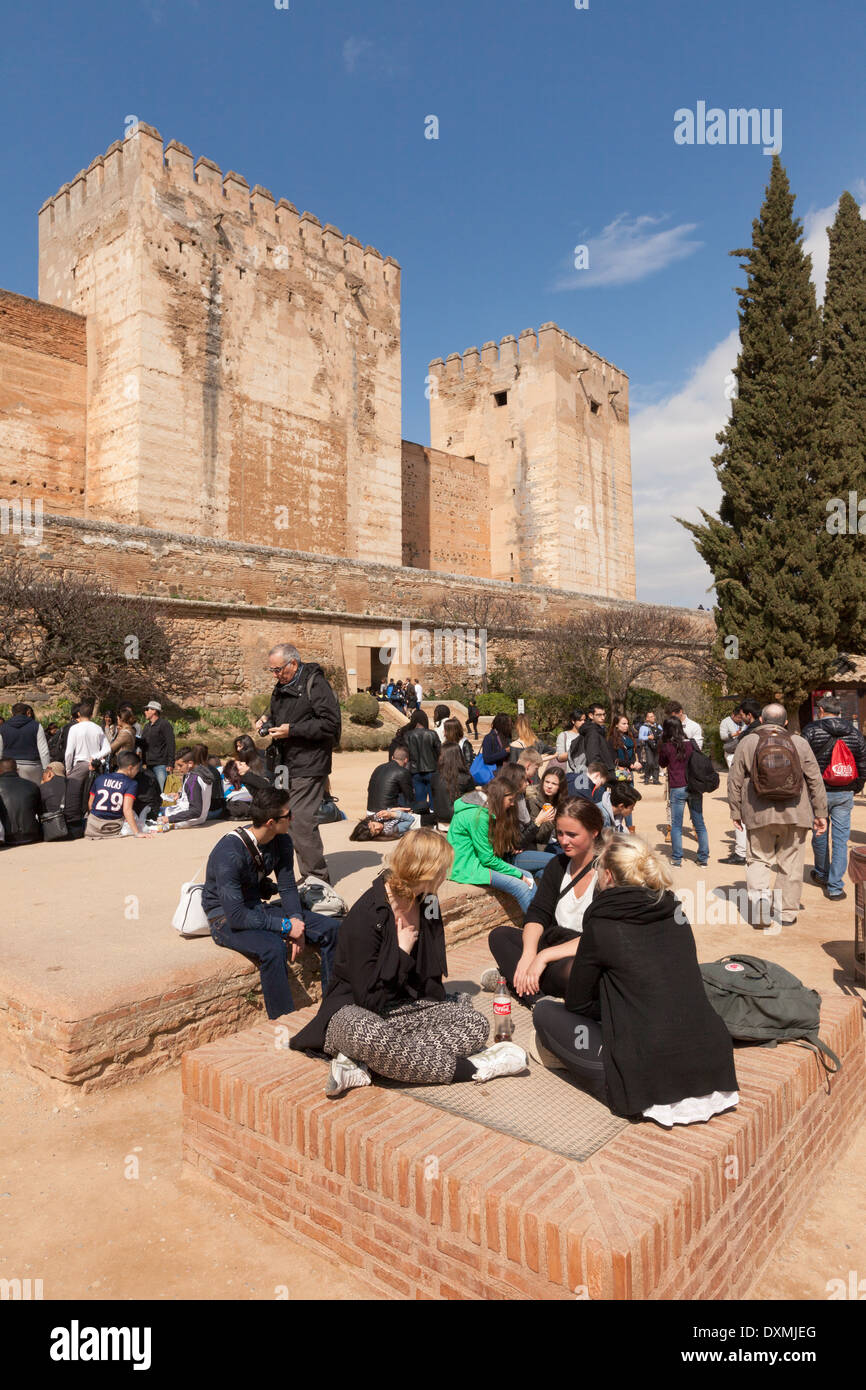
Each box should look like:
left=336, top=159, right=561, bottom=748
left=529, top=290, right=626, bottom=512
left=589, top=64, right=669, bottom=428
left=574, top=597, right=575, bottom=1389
left=171, top=862, right=211, bottom=937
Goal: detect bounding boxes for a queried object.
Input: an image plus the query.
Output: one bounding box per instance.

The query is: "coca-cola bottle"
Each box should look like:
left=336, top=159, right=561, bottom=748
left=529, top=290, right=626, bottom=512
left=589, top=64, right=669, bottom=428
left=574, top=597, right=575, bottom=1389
left=493, top=975, right=514, bottom=1043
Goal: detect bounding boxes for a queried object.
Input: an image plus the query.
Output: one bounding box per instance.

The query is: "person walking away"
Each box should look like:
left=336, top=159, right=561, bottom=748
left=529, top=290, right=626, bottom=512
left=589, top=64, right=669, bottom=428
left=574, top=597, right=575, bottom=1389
left=290, top=830, right=528, bottom=1095
left=257, top=643, right=341, bottom=884
left=802, top=695, right=866, bottom=900
left=658, top=717, right=709, bottom=868
left=63, top=701, right=112, bottom=831
left=447, top=778, right=537, bottom=915
left=0, top=758, right=42, bottom=846
left=718, top=700, right=761, bottom=865
left=140, top=701, right=176, bottom=792
left=403, top=709, right=440, bottom=812
left=637, top=711, right=661, bottom=785
left=0, top=703, right=50, bottom=786
left=532, top=836, right=738, bottom=1124
left=466, top=697, right=480, bottom=740
left=484, top=798, right=605, bottom=1006
left=202, top=787, right=339, bottom=1020
left=727, top=703, right=827, bottom=927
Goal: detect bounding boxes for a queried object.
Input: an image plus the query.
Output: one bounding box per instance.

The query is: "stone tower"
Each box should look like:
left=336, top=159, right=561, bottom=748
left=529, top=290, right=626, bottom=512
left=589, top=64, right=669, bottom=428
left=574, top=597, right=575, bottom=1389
left=37, top=123, right=403, bottom=564
left=427, top=323, right=635, bottom=598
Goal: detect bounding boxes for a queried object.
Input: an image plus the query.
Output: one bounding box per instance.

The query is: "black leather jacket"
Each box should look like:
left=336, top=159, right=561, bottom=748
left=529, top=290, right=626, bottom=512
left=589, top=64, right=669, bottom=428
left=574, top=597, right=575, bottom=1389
left=404, top=728, right=440, bottom=776
left=0, top=772, right=42, bottom=845
left=802, top=717, right=866, bottom=793
left=366, top=760, right=415, bottom=812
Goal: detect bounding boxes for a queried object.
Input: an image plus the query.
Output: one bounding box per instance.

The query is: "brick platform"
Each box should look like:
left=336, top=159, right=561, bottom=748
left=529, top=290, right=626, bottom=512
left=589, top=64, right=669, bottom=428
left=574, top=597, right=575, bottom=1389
left=182, top=934, right=865, bottom=1300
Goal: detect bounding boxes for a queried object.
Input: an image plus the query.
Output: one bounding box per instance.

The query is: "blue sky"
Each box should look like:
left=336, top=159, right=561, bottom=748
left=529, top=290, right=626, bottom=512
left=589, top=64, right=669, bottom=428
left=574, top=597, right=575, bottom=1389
left=1, top=0, right=863, bottom=604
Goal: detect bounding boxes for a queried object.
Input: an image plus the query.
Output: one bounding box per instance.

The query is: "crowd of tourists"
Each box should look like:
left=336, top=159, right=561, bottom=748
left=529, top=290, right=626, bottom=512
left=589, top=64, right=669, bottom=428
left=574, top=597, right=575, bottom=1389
left=2, top=655, right=862, bottom=1128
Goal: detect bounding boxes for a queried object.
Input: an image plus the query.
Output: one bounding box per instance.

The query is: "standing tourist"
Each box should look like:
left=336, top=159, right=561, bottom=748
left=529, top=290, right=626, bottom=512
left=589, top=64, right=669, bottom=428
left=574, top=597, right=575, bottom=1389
left=257, top=643, right=342, bottom=884
left=658, top=716, right=709, bottom=869
left=63, top=701, right=112, bottom=831
left=802, top=695, right=866, bottom=901
left=140, top=701, right=176, bottom=792
left=556, top=710, right=585, bottom=764
left=0, top=703, right=50, bottom=786
left=581, top=703, right=615, bottom=775
left=403, top=709, right=440, bottom=812
left=466, top=696, right=480, bottom=740
left=637, top=711, right=661, bottom=785
left=666, top=702, right=703, bottom=750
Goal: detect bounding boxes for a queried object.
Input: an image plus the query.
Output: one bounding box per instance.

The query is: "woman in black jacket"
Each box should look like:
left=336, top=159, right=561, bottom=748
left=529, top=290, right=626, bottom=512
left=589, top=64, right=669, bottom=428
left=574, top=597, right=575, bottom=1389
left=291, top=830, right=528, bottom=1096
left=403, top=709, right=440, bottom=812
left=485, top=797, right=605, bottom=1005
left=431, top=743, right=475, bottom=827
left=533, top=835, right=738, bottom=1124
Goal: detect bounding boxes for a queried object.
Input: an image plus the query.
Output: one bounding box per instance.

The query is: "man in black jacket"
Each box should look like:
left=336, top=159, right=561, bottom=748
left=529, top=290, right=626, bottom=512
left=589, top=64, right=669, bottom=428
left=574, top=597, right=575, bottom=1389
left=802, top=695, right=866, bottom=900
left=140, top=701, right=176, bottom=790
left=581, top=703, right=615, bottom=775
left=0, top=758, right=42, bottom=846
left=366, top=745, right=414, bottom=813
left=257, top=643, right=342, bottom=883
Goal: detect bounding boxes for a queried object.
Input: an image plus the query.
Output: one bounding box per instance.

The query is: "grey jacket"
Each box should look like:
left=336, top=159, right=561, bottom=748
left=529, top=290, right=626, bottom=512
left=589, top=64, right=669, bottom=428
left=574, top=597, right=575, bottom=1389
left=727, top=727, right=827, bottom=830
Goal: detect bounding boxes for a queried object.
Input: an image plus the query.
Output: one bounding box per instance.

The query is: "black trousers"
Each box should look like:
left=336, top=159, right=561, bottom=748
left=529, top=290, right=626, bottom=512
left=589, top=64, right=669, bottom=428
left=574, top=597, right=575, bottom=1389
left=488, top=922, right=577, bottom=1007
left=641, top=747, right=660, bottom=784
left=532, top=999, right=608, bottom=1103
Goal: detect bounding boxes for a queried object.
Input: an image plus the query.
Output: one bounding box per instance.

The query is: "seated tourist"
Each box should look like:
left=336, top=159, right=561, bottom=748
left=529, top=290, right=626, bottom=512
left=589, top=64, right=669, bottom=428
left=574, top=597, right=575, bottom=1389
left=524, top=765, right=568, bottom=852
left=516, top=748, right=545, bottom=785
left=132, top=762, right=162, bottom=828
left=532, top=835, right=739, bottom=1125
left=431, top=742, right=475, bottom=828
left=190, top=743, right=226, bottom=820
left=0, top=757, right=42, bottom=846
left=366, top=744, right=414, bottom=814
left=40, top=762, right=69, bottom=838
left=479, top=713, right=514, bottom=774
left=85, top=751, right=145, bottom=838
left=201, top=787, right=339, bottom=1020
left=163, top=747, right=213, bottom=828
left=484, top=797, right=605, bottom=1005
left=349, top=809, right=415, bottom=840
left=608, top=780, right=641, bottom=833
left=573, top=760, right=615, bottom=826
left=233, top=734, right=274, bottom=791
left=290, top=830, right=528, bottom=1095
left=447, top=777, right=537, bottom=914
left=220, top=758, right=254, bottom=818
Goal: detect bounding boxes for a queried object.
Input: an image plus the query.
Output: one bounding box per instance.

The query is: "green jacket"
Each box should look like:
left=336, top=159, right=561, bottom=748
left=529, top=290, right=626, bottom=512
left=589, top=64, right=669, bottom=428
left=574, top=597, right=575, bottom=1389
left=446, top=797, right=524, bottom=886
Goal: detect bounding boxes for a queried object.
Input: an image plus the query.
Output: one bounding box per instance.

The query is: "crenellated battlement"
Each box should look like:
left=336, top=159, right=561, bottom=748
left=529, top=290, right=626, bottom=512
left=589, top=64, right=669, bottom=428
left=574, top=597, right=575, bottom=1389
left=428, top=322, right=626, bottom=382
left=38, top=123, right=400, bottom=297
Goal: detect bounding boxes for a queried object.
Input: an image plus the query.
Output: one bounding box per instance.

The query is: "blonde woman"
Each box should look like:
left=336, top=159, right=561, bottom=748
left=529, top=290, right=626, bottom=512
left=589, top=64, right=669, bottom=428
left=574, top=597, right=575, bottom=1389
left=532, top=835, right=738, bottom=1126
left=291, top=830, right=528, bottom=1096
left=510, top=714, right=556, bottom=760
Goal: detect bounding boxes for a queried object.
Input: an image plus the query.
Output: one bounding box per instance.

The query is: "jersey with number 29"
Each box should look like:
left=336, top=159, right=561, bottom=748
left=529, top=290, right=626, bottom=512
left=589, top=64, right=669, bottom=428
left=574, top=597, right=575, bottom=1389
left=89, top=772, right=138, bottom=820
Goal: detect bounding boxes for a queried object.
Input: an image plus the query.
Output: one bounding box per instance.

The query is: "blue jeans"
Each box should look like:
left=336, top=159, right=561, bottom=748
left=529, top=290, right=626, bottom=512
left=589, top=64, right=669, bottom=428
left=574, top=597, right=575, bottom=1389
left=508, top=849, right=555, bottom=883
left=812, top=789, right=854, bottom=895
left=151, top=765, right=168, bottom=791
left=489, top=869, right=537, bottom=915
left=208, top=906, right=339, bottom=1019
left=669, top=786, right=709, bottom=865
left=412, top=772, right=433, bottom=810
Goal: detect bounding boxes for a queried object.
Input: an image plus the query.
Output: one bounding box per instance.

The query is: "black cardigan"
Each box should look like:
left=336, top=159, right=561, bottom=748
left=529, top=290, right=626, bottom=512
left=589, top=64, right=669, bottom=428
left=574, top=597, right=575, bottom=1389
left=564, top=885, right=738, bottom=1117
left=290, top=874, right=447, bottom=1054
left=525, top=852, right=597, bottom=930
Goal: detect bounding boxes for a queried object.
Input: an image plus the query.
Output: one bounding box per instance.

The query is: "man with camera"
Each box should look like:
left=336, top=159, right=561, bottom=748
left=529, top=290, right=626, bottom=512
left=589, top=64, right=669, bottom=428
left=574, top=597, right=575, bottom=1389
left=256, top=644, right=342, bottom=884
left=63, top=701, right=112, bottom=832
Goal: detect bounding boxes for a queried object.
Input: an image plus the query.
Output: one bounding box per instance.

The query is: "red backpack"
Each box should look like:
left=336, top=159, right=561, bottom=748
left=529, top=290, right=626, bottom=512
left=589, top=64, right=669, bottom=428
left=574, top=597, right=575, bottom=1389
left=823, top=738, right=857, bottom=787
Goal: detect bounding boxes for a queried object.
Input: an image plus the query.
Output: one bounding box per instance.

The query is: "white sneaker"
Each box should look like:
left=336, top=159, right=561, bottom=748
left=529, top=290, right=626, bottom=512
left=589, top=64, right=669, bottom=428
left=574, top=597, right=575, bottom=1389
left=325, top=1053, right=371, bottom=1099
left=469, top=1041, right=528, bottom=1083
left=480, top=967, right=500, bottom=993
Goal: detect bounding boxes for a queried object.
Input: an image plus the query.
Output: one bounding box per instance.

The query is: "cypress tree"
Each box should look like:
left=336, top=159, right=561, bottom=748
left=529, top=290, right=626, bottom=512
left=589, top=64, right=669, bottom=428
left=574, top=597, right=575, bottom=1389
left=680, top=156, right=836, bottom=704
left=818, top=190, right=866, bottom=650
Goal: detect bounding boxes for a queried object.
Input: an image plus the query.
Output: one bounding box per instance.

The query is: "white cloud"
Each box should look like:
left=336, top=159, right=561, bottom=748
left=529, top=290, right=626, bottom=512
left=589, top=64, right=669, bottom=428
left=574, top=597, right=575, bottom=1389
left=554, top=213, right=703, bottom=290
left=802, top=188, right=866, bottom=303
left=631, top=332, right=738, bottom=605
left=343, top=37, right=374, bottom=74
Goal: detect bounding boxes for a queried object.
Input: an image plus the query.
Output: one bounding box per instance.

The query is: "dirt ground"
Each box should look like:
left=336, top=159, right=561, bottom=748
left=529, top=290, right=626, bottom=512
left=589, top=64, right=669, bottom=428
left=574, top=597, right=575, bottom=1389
left=0, top=748, right=863, bottom=1301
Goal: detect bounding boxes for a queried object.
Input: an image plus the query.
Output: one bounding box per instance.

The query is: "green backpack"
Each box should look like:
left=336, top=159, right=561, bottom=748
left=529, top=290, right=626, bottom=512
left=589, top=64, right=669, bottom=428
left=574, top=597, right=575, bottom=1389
left=700, top=954, right=841, bottom=1074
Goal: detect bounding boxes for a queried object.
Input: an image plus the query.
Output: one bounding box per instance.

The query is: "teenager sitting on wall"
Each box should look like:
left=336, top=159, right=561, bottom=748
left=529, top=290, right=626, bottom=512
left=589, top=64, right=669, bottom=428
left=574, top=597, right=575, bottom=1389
left=447, top=776, right=537, bottom=914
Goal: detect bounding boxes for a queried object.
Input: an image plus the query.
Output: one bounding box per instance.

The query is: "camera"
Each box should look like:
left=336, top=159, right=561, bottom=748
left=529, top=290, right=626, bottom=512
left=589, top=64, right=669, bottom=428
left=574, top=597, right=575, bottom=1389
left=258, top=719, right=272, bottom=736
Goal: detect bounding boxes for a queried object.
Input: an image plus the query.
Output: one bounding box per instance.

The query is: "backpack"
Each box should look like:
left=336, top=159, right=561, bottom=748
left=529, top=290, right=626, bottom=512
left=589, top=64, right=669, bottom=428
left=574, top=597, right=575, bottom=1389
left=685, top=742, right=720, bottom=795
left=823, top=737, right=857, bottom=787
left=298, top=875, right=347, bottom=917
left=700, top=954, right=841, bottom=1073
left=750, top=726, right=803, bottom=800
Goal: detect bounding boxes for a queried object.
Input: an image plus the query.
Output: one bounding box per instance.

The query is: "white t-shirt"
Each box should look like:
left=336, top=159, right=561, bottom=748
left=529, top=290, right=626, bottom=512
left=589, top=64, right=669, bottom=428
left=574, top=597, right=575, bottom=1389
left=554, top=867, right=595, bottom=935
left=64, top=721, right=112, bottom=773
left=556, top=730, right=579, bottom=758
left=682, top=716, right=703, bottom=750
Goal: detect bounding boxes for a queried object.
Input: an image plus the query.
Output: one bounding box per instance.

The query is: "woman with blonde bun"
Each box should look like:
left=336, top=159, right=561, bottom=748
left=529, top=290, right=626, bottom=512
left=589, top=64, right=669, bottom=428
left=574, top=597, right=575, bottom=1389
left=532, top=835, right=738, bottom=1125
left=292, top=830, right=528, bottom=1096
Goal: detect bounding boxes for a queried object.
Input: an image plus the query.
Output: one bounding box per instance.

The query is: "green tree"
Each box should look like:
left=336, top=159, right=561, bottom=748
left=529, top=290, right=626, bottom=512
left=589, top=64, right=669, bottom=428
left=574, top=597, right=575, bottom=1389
left=680, top=157, right=836, bottom=704
left=818, top=190, right=866, bottom=650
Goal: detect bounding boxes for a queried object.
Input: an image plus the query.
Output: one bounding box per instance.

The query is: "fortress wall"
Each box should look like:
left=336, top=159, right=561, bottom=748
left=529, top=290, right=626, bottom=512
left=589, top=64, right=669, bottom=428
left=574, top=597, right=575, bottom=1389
left=401, top=441, right=491, bottom=578
left=0, top=291, right=87, bottom=517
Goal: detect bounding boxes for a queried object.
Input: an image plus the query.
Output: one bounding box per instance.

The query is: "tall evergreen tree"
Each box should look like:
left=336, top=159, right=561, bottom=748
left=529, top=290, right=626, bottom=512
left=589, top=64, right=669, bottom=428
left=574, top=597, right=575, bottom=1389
left=680, top=156, right=836, bottom=704
left=818, top=190, right=866, bottom=650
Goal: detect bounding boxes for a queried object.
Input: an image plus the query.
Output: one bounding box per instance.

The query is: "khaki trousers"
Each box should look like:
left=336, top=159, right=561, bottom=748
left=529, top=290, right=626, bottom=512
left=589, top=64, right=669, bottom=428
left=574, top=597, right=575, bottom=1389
left=746, top=823, right=808, bottom=920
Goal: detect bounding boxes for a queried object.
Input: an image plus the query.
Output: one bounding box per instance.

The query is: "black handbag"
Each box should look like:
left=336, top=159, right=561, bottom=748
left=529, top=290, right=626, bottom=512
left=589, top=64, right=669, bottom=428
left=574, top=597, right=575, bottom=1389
left=41, top=793, right=69, bottom=842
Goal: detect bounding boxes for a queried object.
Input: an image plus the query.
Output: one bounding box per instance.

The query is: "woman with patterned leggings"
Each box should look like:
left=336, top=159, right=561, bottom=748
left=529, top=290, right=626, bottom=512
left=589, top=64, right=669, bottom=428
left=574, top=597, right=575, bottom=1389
left=291, top=830, right=528, bottom=1097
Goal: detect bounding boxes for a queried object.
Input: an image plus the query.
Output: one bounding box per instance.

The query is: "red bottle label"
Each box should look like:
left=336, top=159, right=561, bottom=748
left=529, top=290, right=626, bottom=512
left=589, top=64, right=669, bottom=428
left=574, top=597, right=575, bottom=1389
left=493, top=1000, right=511, bottom=1015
